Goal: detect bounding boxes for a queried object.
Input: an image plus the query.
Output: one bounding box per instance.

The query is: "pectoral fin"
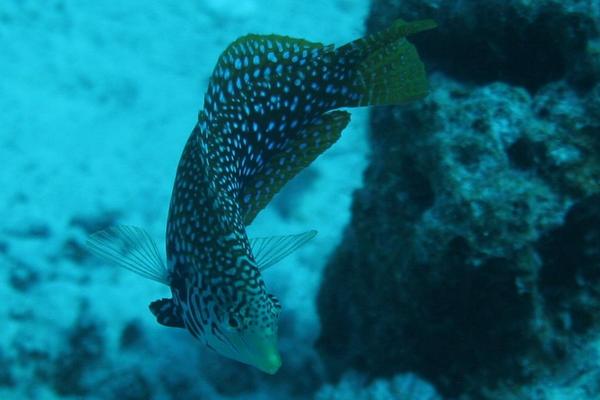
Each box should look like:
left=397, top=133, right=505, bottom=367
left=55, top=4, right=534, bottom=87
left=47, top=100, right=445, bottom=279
left=250, top=230, right=318, bottom=271
left=86, top=225, right=169, bottom=285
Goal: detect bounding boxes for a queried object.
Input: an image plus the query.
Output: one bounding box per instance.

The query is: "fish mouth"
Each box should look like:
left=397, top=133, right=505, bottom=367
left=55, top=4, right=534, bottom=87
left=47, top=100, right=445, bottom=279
left=254, top=342, right=282, bottom=375
left=224, top=330, right=282, bottom=374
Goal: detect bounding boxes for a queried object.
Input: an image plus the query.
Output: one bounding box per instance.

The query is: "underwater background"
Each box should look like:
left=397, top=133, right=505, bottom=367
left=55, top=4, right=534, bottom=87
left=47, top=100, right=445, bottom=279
left=1, top=0, right=599, bottom=399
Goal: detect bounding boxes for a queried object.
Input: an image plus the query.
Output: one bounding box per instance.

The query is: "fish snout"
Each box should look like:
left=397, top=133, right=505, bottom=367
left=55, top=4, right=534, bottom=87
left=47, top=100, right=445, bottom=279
left=242, top=331, right=282, bottom=374
left=257, top=347, right=282, bottom=374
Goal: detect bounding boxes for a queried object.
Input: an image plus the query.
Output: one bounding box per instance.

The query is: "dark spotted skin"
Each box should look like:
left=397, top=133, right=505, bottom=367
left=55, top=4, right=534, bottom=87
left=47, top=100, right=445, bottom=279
left=161, top=20, right=435, bottom=351
left=166, top=128, right=272, bottom=343
left=164, top=36, right=363, bottom=346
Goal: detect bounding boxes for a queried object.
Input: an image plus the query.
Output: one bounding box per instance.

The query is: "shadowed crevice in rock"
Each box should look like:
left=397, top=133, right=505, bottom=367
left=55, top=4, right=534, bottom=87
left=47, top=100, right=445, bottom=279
left=366, top=0, right=599, bottom=93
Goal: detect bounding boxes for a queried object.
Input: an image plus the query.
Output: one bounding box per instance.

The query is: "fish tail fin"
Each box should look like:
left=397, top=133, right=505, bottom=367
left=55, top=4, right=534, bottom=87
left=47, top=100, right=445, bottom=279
left=86, top=225, right=170, bottom=285
left=335, top=19, right=436, bottom=107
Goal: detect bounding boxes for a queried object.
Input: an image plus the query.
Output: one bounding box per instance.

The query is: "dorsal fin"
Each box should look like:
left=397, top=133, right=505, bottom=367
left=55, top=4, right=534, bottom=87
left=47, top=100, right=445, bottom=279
left=212, top=33, right=333, bottom=93
left=208, top=33, right=333, bottom=106
left=240, top=110, right=351, bottom=225
left=221, top=34, right=333, bottom=63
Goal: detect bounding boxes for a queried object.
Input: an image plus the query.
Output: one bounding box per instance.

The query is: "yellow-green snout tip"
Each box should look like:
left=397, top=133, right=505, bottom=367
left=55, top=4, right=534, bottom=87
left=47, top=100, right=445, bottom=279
left=245, top=331, right=282, bottom=374
left=257, top=348, right=282, bottom=374
left=218, top=329, right=282, bottom=374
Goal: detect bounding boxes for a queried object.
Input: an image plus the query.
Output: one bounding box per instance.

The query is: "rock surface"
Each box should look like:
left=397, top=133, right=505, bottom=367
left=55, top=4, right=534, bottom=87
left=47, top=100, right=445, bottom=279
left=316, top=372, right=441, bottom=400
left=317, top=1, right=600, bottom=398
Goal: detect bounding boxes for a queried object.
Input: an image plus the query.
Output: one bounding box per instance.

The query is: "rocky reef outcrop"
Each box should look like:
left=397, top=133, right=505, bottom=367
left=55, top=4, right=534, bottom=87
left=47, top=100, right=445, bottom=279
left=316, top=1, right=600, bottom=398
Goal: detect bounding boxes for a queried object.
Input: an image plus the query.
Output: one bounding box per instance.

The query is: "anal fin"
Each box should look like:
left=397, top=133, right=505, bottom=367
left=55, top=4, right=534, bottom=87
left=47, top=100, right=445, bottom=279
left=241, top=110, right=351, bottom=225
left=149, top=298, right=184, bottom=328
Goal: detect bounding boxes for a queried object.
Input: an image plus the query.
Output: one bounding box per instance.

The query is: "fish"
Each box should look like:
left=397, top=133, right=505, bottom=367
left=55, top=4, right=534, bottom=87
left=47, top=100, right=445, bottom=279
left=86, top=18, right=436, bottom=374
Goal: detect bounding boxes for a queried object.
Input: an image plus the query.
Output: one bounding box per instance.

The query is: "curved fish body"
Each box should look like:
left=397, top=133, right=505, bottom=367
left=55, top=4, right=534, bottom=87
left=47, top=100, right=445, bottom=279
left=87, top=19, right=435, bottom=374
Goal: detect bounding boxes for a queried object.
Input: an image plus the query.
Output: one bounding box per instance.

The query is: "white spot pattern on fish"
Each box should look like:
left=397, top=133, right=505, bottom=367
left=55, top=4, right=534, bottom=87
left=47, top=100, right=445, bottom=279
left=86, top=19, right=436, bottom=374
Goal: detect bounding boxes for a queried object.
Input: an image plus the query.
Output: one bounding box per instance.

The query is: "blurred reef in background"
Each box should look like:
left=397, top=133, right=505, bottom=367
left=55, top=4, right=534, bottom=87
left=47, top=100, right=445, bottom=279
left=317, top=0, right=600, bottom=399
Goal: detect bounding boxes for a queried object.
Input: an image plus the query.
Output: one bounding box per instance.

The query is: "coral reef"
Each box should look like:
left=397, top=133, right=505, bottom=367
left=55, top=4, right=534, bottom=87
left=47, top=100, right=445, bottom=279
left=317, top=1, right=600, bottom=399
left=50, top=303, right=106, bottom=397
left=316, top=372, right=441, bottom=400
left=0, top=349, right=15, bottom=388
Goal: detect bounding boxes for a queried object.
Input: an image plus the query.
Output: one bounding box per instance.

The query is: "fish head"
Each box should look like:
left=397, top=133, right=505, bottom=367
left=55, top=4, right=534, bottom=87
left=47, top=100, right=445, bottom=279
left=207, top=293, right=282, bottom=374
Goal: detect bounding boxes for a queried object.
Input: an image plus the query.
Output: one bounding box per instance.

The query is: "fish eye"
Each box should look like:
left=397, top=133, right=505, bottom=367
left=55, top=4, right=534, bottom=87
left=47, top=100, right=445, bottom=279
left=227, top=316, right=239, bottom=329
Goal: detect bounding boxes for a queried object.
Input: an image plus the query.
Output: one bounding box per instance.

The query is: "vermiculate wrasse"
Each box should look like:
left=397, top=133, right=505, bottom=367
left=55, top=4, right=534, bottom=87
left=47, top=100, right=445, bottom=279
left=87, top=19, right=436, bottom=374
